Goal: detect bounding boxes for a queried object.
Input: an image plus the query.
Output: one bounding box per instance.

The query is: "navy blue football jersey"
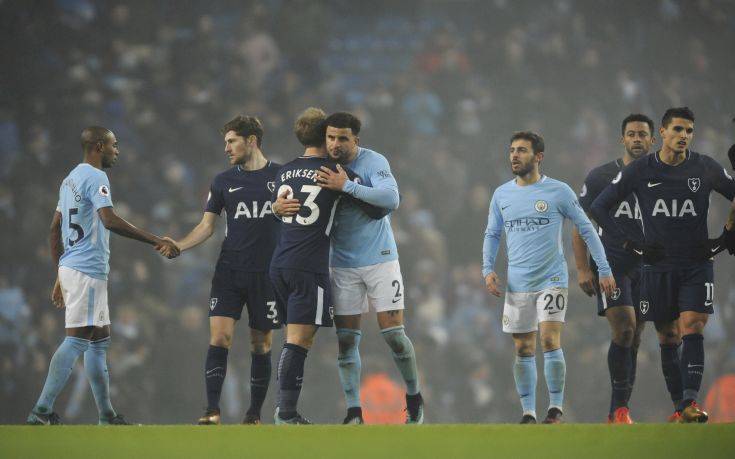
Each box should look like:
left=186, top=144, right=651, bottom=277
left=579, top=158, right=643, bottom=270
left=205, top=162, right=281, bottom=271
left=269, top=156, right=359, bottom=273
left=591, top=150, right=735, bottom=266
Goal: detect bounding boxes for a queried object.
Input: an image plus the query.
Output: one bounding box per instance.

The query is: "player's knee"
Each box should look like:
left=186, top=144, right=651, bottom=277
left=250, top=331, right=272, bottom=354
left=680, top=320, right=706, bottom=335
left=381, top=326, right=411, bottom=356
left=540, top=336, right=560, bottom=352
left=210, top=332, right=233, bottom=349
left=612, top=326, right=635, bottom=347
left=337, top=329, right=361, bottom=355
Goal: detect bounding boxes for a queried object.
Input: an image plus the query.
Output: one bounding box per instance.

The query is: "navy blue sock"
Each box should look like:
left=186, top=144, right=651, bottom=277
left=608, top=341, right=632, bottom=413
left=247, top=351, right=271, bottom=417
left=660, top=343, right=683, bottom=408
left=205, top=345, right=228, bottom=411
left=627, top=345, right=639, bottom=405
left=679, top=333, right=704, bottom=410
left=277, top=343, right=308, bottom=419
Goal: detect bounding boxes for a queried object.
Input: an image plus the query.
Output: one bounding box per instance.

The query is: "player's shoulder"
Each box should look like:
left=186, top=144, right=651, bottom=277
left=493, top=178, right=516, bottom=194
left=587, top=159, right=622, bottom=181
left=358, top=147, right=390, bottom=166
left=542, top=175, right=572, bottom=190
left=690, top=150, right=719, bottom=168
left=212, top=166, right=238, bottom=185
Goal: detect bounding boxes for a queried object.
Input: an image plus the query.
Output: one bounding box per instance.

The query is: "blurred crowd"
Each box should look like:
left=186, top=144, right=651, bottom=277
left=2, top=0, right=735, bottom=423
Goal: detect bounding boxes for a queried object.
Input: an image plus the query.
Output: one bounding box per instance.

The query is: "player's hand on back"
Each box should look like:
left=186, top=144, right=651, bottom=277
left=51, top=277, right=64, bottom=308
left=316, top=164, right=348, bottom=191
left=598, top=275, right=616, bottom=298
left=273, top=189, right=301, bottom=217
left=484, top=272, right=503, bottom=297
left=577, top=267, right=597, bottom=297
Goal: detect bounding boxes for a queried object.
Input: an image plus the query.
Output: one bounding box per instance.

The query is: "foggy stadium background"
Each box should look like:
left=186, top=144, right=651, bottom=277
left=1, top=0, right=735, bottom=424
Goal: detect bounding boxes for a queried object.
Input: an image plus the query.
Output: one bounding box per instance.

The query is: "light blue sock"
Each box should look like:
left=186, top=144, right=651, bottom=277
left=544, top=348, right=566, bottom=411
left=513, top=355, right=537, bottom=417
left=84, top=337, right=116, bottom=420
left=34, top=336, right=90, bottom=414
left=336, top=328, right=362, bottom=408
left=381, top=325, right=420, bottom=395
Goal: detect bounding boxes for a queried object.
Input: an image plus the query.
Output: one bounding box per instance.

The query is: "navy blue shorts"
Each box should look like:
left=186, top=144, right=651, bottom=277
left=638, top=261, right=714, bottom=323
left=209, top=263, right=282, bottom=330
left=269, top=267, right=334, bottom=327
left=596, top=267, right=641, bottom=317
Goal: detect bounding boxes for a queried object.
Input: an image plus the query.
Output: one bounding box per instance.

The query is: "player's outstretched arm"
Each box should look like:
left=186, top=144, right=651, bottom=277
left=49, top=211, right=65, bottom=308
left=97, top=207, right=179, bottom=257
left=174, top=212, right=218, bottom=252
left=571, top=227, right=596, bottom=297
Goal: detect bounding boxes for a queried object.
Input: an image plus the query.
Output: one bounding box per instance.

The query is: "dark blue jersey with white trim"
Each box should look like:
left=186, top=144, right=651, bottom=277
left=591, top=150, right=735, bottom=267
left=579, top=158, right=643, bottom=272
left=270, top=156, right=352, bottom=274
left=205, top=162, right=281, bottom=271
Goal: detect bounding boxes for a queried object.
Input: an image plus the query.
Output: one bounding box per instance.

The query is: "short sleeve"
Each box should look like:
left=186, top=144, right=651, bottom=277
left=88, top=172, right=113, bottom=210
left=205, top=180, right=224, bottom=215
left=706, top=157, right=735, bottom=201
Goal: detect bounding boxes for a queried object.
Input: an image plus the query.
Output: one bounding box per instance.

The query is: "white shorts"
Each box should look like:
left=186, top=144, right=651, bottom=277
left=502, top=287, right=568, bottom=333
left=58, top=266, right=110, bottom=328
left=330, top=260, right=405, bottom=316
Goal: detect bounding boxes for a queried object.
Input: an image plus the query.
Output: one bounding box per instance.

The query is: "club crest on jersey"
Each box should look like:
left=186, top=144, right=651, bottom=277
left=210, top=298, right=218, bottom=311
left=267, top=181, right=275, bottom=192
left=639, top=300, right=649, bottom=315
left=610, top=288, right=621, bottom=301
left=98, top=185, right=110, bottom=197
left=534, top=200, right=548, bottom=213
left=687, top=178, right=700, bottom=192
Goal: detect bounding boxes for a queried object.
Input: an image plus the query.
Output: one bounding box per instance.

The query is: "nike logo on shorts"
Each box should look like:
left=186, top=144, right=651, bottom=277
left=229, top=187, right=244, bottom=193
left=647, top=182, right=662, bottom=188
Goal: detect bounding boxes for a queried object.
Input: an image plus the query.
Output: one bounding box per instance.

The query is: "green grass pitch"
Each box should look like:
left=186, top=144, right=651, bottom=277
left=2, top=424, right=734, bottom=459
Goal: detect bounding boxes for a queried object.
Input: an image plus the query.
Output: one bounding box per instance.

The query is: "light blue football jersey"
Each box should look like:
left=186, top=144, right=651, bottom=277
left=482, top=175, right=611, bottom=292
left=57, top=163, right=113, bottom=280
left=330, top=147, right=400, bottom=268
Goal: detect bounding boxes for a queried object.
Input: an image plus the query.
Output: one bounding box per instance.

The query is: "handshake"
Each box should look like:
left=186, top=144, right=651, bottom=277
left=154, top=237, right=181, bottom=259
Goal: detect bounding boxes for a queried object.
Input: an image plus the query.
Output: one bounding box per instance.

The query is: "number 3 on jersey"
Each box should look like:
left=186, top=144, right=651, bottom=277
left=278, top=184, right=321, bottom=225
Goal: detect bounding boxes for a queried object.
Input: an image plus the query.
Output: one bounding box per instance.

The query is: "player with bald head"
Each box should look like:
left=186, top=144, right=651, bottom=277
left=27, top=127, right=178, bottom=425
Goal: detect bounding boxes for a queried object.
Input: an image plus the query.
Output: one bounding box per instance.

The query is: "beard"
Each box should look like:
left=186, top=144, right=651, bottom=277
left=512, top=162, right=534, bottom=177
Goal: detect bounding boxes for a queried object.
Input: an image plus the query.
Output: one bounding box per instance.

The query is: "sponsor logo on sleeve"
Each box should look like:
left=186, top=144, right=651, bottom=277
left=98, top=185, right=110, bottom=197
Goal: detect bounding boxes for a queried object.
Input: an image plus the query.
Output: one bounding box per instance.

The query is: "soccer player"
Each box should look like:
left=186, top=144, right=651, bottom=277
left=167, top=116, right=281, bottom=425
left=269, top=107, right=383, bottom=424
left=314, top=112, right=423, bottom=425
left=27, top=126, right=179, bottom=425
left=572, top=114, right=655, bottom=423
left=483, top=131, right=616, bottom=424
left=591, top=107, right=735, bottom=423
